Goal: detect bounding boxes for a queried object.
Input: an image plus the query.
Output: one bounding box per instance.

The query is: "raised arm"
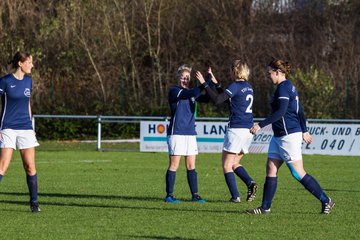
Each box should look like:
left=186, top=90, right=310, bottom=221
left=207, top=67, right=223, bottom=93
left=195, top=71, right=230, bottom=105
left=168, top=86, right=204, bottom=103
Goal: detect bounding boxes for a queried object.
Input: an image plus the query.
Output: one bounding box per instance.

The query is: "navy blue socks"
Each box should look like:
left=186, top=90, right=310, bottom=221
left=0, top=174, right=3, bottom=183
left=224, top=172, right=240, bottom=199
left=260, top=174, right=329, bottom=210
left=300, top=174, right=329, bottom=204
left=166, top=169, right=200, bottom=198
left=165, top=170, right=176, bottom=197
left=261, top=176, right=277, bottom=210
left=187, top=169, right=198, bottom=197
left=26, top=173, right=38, bottom=204
left=234, top=166, right=254, bottom=186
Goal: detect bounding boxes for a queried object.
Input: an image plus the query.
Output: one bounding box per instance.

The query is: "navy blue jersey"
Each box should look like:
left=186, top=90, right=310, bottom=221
left=259, top=80, right=307, bottom=137
left=0, top=74, right=33, bottom=130
left=224, top=81, right=254, bottom=128
left=167, top=85, right=207, bottom=136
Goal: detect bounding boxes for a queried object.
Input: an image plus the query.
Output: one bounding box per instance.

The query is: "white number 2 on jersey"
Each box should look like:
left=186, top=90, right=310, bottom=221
left=245, top=94, right=253, bottom=113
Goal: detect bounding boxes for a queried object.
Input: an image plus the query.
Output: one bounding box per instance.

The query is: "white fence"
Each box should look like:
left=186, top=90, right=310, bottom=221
left=32, top=115, right=168, bottom=151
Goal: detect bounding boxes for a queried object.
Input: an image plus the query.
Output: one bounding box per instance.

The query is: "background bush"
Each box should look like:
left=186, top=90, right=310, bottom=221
left=0, top=0, right=358, bottom=139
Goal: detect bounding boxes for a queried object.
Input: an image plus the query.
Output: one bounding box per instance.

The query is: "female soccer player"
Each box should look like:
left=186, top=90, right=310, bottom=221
left=246, top=59, right=334, bottom=214
left=196, top=59, right=258, bottom=203
left=0, top=51, right=40, bottom=213
left=165, top=64, right=217, bottom=203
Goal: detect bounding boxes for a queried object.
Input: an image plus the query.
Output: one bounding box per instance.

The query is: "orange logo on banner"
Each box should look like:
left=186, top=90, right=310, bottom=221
left=157, top=124, right=165, bottom=134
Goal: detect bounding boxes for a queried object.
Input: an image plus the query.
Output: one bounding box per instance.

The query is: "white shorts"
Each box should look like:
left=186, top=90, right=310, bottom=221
left=267, top=132, right=303, bottom=162
left=167, top=135, right=198, bottom=156
left=223, top=128, right=253, bottom=154
left=0, top=129, right=40, bottom=150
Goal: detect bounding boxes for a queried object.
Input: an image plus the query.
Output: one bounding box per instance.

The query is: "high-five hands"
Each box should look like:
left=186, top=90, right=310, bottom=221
left=207, top=67, right=218, bottom=84
left=195, top=71, right=205, bottom=84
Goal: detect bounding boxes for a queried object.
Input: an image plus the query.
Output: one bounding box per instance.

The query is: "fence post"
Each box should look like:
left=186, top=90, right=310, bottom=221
left=97, top=116, right=102, bottom=151
left=32, top=116, right=36, bottom=130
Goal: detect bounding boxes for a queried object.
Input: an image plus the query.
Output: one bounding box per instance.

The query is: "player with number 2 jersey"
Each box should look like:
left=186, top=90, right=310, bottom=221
left=196, top=59, right=258, bottom=203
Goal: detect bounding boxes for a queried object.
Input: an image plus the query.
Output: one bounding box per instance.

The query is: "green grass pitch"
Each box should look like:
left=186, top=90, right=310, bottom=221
left=0, top=144, right=359, bottom=239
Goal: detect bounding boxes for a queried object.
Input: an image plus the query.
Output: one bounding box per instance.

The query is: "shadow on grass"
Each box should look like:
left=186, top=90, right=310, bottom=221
left=0, top=208, right=29, bottom=213
left=322, top=188, right=360, bottom=193
left=0, top=191, right=235, bottom=203
left=123, top=235, right=197, bottom=240
left=0, top=192, right=241, bottom=214
left=279, top=187, right=360, bottom=193
left=0, top=191, right=164, bottom=201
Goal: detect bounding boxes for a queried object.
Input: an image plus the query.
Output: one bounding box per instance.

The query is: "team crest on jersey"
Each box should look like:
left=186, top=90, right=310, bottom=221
left=24, top=88, right=31, bottom=97
left=190, top=97, right=195, bottom=103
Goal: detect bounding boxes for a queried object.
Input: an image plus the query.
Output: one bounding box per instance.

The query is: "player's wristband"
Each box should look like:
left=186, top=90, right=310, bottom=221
left=202, top=82, right=209, bottom=88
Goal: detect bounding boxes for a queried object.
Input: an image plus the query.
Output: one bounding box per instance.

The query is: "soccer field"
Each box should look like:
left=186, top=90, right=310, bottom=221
left=0, top=147, right=359, bottom=239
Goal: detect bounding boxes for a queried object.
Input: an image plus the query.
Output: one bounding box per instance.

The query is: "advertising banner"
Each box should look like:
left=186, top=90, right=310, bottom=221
left=140, top=121, right=360, bottom=156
